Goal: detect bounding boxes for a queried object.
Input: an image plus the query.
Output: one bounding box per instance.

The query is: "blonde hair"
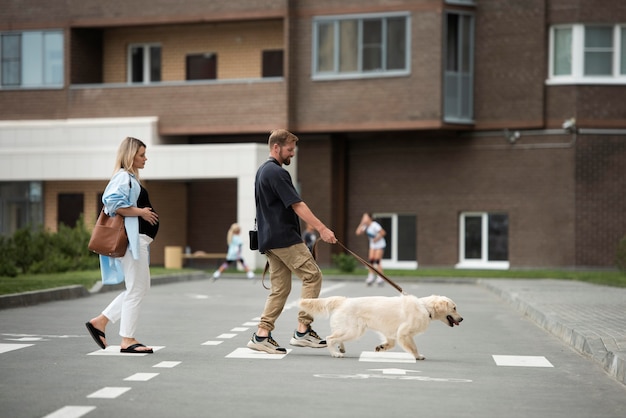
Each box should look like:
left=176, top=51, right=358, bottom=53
left=113, top=137, right=146, bottom=179
left=227, top=223, right=241, bottom=245
left=268, top=129, right=298, bottom=149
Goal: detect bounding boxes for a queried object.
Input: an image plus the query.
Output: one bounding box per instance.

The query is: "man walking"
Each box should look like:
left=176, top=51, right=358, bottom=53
left=247, top=129, right=337, bottom=354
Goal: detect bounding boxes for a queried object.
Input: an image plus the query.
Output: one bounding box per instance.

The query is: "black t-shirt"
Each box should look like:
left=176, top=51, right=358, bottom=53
left=137, top=185, right=159, bottom=239
left=255, top=158, right=303, bottom=252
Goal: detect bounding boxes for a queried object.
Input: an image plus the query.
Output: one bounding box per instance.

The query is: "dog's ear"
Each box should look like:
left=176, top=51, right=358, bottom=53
left=432, top=297, right=447, bottom=315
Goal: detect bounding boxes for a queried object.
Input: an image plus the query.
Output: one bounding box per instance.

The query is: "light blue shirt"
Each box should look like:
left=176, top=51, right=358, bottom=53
left=99, top=169, right=141, bottom=284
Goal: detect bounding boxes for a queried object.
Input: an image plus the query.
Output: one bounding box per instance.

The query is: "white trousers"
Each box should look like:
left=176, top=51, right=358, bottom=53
left=102, top=234, right=152, bottom=338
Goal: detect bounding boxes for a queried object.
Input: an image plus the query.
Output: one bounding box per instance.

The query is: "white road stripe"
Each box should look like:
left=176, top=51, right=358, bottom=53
left=217, top=333, right=236, bottom=339
left=225, top=347, right=291, bottom=359
left=87, top=345, right=164, bottom=356
left=492, top=355, right=554, bottom=367
left=201, top=340, right=223, bottom=345
left=230, top=327, right=248, bottom=332
left=87, top=387, right=131, bottom=399
left=153, top=361, right=181, bottom=368
left=124, top=372, right=159, bottom=381
left=359, top=351, right=416, bottom=363
left=0, top=343, right=34, bottom=354
left=41, top=405, right=96, bottom=418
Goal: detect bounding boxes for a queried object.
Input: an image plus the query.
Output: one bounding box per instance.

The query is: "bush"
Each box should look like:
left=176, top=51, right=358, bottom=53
left=0, top=235, right=18, bottom=277
left=617, top=236, right=626, bottom=274
left=332, top=252, right=357, bottom=273
left=0, top=216, right=99, bottom=276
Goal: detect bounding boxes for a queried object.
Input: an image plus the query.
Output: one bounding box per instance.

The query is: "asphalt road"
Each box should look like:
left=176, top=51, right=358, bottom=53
left=1, top=277, right=624, bottom=418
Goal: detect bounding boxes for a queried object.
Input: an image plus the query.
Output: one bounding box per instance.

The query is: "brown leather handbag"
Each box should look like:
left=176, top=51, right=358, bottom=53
left=88, top=210, right=128, bottom=257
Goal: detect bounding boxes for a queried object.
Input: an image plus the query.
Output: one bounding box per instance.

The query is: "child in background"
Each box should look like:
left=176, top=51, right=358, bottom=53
left=212, top=223, right=255, bottom=280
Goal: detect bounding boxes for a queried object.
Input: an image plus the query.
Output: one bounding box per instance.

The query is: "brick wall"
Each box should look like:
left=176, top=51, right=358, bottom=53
left=575, top=135, right=626, bottom=267
left=290, top=3, right=444, bottom=132
left=102, top=20, right=283, bottom=83
left=340, top=132, right=576, bottom=268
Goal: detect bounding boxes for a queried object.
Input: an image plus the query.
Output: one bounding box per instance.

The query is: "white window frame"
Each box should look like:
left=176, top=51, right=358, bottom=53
left=375, top=213, right=418, bottom=270
left=456, top=212, right=510, bottom=270
left=311, top=12, right=411, bottom=81
left=0, top=30, right=64, bottom=89
left=548, top=24, right=626, bottom=85
left=127, top=43, right=161, bottom=84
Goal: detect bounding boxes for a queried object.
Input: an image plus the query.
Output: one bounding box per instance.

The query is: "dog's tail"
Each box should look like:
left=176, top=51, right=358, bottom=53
left=299, top=296, right=346, bottom=318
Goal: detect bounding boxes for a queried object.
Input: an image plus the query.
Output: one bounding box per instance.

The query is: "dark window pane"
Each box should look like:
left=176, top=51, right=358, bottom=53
left=386, top=17, right=406, bottom=70
left=186, top=53, right=217, bottom=80
left=1, top=34, right=21, bottom=86
left=488, top=214, right=508, bottom=261
left=262, top=50, right=283, bottom=77
left=464, top=215, right=482, bottom=259
left=377, top=216, right=392, bottom=260
left=362, top=19, right=382, bottom=71
left=58, top=193, right=83, bottom=228
left=397, top=215, right=416, bottom=261
left=131, top=46, right=143, bottom=82
left=150, top=46, right=161, bottom=81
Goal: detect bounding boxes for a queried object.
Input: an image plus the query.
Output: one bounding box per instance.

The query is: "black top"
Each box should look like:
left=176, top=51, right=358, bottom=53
left=254, top=158, right=303, bottom=252
left=137, top=185, right=159, bottom=239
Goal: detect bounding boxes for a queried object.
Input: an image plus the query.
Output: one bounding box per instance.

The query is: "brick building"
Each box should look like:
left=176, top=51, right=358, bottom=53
left=1, top=0, right=625, bottom=270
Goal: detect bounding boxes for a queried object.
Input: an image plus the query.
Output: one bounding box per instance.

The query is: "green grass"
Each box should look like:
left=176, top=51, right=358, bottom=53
left=0, top=266, right=624, bottom=296
left=0, top=267, right=180, bottom=295
left=323, top=267, right=626, bottom=288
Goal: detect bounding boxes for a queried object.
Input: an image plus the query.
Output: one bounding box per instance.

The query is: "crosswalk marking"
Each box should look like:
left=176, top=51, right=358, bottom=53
left=225, top=347, right=291, bottom=359
left=201, top=340, right=223, bottom=345
left=124, top=372, right=159, bottom=381
left=492, top=355, right=553, bottom=367
left=359, top=351, right=416, bottom=363
left=153, top=361, right=181, bottom=368
left=42, top=405, right=96, bottom=418
left=86, top=387, right=131, bottom=399
left=0, top=343, right=34, bottom=354
left=87, top=345, right=165, bottom=356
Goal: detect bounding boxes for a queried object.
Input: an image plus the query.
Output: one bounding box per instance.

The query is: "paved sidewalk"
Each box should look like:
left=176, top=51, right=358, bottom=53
left=479, top=278, right=626, bottom=387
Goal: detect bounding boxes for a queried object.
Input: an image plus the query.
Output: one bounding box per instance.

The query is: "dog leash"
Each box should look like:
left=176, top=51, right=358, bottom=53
left=260, top=239, right=405, bottom=295
left=333, top=240, right=405, bottom=295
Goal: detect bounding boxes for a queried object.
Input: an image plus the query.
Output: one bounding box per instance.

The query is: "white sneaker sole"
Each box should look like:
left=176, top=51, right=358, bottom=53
left=289, top=337, right=327, bottom=348
left=246, top=340, right=286, bottom=354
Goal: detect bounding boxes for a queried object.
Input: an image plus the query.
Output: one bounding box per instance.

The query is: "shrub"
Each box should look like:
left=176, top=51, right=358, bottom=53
left=332, top=252, right=357, bottom=273
left=0, top=235, right=18, bottom=277
left=1, top=216, right=99, bottom=276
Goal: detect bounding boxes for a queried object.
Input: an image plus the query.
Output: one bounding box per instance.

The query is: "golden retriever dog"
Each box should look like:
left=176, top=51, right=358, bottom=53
left=299, top=294, right=463, bottom=360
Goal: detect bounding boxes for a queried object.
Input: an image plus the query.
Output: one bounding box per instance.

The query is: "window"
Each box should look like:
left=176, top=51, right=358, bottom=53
left=312, top=13, right=410, bottom=79
left=0, top=30, right=63, bottom=88
left=374, top=213, right=418, bottom=269
left=0, top=182, right=43, bottom=236
left=128, top=44, right=161, bottom=83
left=444, top=12, right=474, bottom=123
left=457, top=212, right=509, bottom=269
left=262, top=50, right=284, bottom=77
left=186, top=53, right=216, bottom=80
left=549, top=24, right=626, bottom=84
left=57, top=193, right=83, bottom=228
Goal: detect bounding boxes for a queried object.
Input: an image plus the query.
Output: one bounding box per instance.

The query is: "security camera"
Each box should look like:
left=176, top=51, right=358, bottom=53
left=562, top=118, right=576, bottom=131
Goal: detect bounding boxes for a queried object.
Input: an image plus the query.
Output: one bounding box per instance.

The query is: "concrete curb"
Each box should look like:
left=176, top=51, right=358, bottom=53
left=479, top=279, right=626, bottom=387
left=0, top=285, right=90, bottom=310
left=0, top=271, right=208, bottom=310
